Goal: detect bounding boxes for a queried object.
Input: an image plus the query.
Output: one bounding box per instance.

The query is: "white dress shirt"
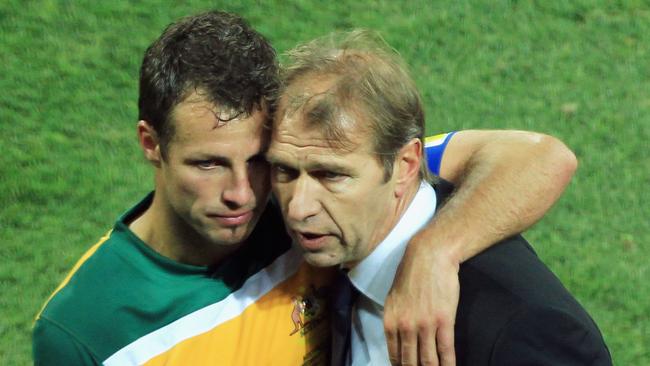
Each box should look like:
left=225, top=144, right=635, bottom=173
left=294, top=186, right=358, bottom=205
left=345, top=182, right=437, bottom=366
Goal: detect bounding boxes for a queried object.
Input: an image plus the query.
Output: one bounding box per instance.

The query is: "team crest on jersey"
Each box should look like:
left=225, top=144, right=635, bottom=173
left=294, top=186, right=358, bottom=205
left=290, top=285, right=328, bottom=336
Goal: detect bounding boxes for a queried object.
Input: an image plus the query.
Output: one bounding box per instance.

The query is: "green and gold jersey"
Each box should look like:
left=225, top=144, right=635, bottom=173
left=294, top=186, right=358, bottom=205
left=33, top=135, right=453, bottom=365
left=33, top=194, right=334, bottom=365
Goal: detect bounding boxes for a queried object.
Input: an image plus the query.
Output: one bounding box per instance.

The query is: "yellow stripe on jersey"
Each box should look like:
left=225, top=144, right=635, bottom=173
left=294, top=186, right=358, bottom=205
left=143, top=262, right=334, bottom=366
left=424, top=133, right=449, bottom=147
left=34, top=230, right=113, bottom=323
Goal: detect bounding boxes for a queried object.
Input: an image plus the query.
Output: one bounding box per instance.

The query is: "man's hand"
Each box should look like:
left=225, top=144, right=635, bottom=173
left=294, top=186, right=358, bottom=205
left=384, top=235, right=460, bottom=366
left=383, top=130, right=577, bottom=365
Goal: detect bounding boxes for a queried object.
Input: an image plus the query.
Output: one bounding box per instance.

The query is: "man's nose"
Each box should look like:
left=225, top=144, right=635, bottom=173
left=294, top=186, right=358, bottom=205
left=222, top=168, right=254, bottom=208
left=286, top=175, right=320, bottom=223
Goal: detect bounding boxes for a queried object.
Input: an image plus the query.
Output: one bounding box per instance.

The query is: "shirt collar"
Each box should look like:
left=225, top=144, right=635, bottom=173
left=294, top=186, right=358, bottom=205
left=348, top=181, right=437, bottom=307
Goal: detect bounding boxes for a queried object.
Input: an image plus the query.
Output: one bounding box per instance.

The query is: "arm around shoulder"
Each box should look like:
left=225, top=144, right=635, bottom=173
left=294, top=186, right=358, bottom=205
left=491, top=305, right=612, bottom=366
left=384, top=130, right=579, bottom=365
left=33, top=317, right=99, bottom=366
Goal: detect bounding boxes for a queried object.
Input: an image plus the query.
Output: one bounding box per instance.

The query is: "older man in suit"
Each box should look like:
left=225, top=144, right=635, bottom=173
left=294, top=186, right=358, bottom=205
left=267, top=30, right=612, bottom=366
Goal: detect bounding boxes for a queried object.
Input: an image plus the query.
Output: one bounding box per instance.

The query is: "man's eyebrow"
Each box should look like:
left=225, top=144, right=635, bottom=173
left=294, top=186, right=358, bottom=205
left=265, top=154, right=296, bottom=167
left=307, top=160, right=351, bottom=172
left=266, top=152, right=349, bottom=171
left=184, top=154, right=230, bottom=164
left=264, top=151, right=284, bottom=164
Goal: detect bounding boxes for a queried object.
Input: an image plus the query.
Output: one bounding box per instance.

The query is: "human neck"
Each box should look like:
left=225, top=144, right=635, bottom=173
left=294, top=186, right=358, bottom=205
left=345, top=181, right=421, bottom=269
left=394, top=180, right=421, bottom=220
left=129, top=193, right=241, bottom=267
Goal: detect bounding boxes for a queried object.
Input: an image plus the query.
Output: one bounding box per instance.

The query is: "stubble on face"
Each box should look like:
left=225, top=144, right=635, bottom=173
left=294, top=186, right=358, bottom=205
left=270, top=82, right=398, bottom=269
left=148, top=93, right=272, bottom=265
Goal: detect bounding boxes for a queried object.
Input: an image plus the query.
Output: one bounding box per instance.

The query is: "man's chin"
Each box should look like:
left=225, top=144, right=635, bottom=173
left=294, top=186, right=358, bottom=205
left=302, top=251, right=344, bottom=268
left=204, top=225, right=254, bottom=247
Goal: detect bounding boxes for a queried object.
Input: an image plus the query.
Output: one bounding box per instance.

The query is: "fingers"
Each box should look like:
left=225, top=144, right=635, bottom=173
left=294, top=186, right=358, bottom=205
left=418, top=325, right=439, bottom=366
left=382, top=250, right=460, bottom=366
left=385, top=319, right=400, bottom=365
left=386, top=319, right=456, bottom=366
left=400, top=323, right=418, bottom=366
left=436, top=322, right=456, bottom=366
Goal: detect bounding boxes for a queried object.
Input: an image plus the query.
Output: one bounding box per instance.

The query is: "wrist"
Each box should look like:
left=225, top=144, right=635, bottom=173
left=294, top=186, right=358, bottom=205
left=408, top=226, right=464, bottom=268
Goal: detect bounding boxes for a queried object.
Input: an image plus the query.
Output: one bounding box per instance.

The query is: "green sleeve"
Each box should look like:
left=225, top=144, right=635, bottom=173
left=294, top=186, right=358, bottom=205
left=33, top=317, right=99, bottom=366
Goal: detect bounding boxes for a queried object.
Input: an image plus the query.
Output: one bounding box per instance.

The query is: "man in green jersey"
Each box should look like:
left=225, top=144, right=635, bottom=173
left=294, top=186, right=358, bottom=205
left=34, top=10, right=578, bottom=366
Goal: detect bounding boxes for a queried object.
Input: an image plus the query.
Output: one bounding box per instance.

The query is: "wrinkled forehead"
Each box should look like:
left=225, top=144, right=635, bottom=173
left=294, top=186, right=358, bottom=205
left=268, top=118, right=374, bottom=172
left=276, top=75, right=371, bottom=152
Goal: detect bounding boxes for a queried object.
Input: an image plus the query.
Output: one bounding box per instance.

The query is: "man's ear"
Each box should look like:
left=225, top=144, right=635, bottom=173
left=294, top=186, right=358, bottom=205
left=394, top=138, right=422, bottom=197
left=137, top=120, right=162, bottom=168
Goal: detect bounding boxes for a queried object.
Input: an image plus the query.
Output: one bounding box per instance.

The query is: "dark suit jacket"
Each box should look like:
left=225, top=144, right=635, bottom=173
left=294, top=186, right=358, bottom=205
left=433, top=180, right=612, bottom=365
left=330, top=181, right=612, bottom=365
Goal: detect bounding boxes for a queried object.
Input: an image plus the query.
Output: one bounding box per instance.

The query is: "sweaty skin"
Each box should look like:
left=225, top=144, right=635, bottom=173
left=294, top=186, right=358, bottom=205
left=132, top=93, right=271, bottom=266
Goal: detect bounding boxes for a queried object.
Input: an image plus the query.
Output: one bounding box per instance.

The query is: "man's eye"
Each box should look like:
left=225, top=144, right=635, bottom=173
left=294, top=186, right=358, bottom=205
left=195, top=160, right=219, bottom=170
left=272, top=164, right=296, bottom=182
left=316, top=171, right=347, bottom=182
left=273, top=165, right=289, bottom=175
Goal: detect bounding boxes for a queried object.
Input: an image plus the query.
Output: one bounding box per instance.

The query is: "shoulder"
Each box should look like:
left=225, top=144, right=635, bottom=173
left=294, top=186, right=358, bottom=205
left=34, top=227, right=147, bottom=357
left=491, top=305, right=612, bottom=365
left=33, top=315, right=99, bottom=365
left=459, top=235, right=575, bottom=308
left=459, top=236, right=599, bottom=325
left=456, top=237, right=611, bottom=365
left=38, top=229, right=126, bottom=317
left=37, top=229, right=118, bottom=319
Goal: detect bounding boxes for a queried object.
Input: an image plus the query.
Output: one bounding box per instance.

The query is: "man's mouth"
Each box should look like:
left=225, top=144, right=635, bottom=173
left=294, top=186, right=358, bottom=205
left=294, top=230, right=330, bottom=250
left=207, top=211, right=254, bottom=227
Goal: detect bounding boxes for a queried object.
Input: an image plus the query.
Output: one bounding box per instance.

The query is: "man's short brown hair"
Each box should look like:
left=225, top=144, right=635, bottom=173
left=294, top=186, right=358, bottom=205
left=138, top=10, right=279, bottom=157
left=281, top=30, right=429, bottom=181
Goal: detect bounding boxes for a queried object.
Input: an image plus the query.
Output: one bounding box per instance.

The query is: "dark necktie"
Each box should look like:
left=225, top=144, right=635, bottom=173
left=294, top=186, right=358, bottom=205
left=330, top=269, right=360, bottom=366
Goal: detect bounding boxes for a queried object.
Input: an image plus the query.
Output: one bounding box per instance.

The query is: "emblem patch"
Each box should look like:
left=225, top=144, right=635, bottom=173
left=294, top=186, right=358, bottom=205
left=289, top=285, right=327, bottom=336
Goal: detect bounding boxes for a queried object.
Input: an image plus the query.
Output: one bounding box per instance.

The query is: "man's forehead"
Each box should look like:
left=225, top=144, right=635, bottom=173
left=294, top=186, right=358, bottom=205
left=275, top=109, right=365, bottom=148
left=166, top=96, right=268, bottom=151
left=174, top=90, right=269, bottom=126
left=270, top=127, right=377, bottom=177
left=269, top=139, right=365, bottom=169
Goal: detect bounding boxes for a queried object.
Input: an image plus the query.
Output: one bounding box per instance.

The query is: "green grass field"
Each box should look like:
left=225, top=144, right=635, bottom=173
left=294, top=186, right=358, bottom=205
left=2, top=1, right=648, bottom=364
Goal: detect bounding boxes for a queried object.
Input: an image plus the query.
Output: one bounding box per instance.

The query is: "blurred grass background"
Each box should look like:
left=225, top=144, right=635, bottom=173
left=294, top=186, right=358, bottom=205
left=1, top=0, right=648, bottom=364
